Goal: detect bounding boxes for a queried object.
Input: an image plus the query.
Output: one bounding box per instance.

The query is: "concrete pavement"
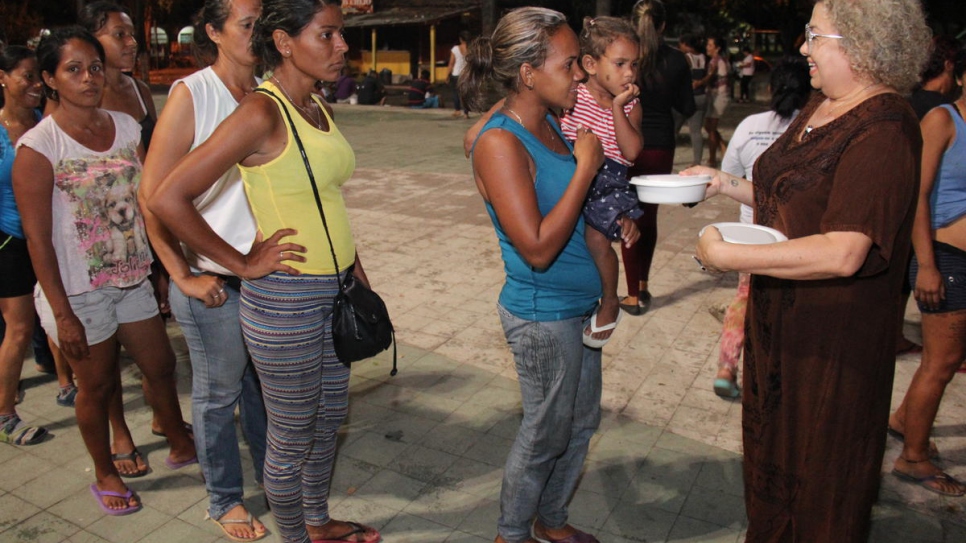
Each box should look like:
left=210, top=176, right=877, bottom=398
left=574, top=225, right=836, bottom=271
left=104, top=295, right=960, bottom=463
left=2, top=100, right=964, bottom=542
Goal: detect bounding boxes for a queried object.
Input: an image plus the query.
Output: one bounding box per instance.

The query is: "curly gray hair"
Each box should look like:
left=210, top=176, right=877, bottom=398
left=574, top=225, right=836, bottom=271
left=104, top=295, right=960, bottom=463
left=822, top=0, right=931, bottom=93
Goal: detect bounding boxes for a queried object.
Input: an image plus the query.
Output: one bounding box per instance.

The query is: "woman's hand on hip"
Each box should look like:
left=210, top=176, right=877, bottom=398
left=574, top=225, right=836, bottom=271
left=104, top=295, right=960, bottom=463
left=242, top=228, right=307, bottom=280
left=914, top=264, right=946, bottom=310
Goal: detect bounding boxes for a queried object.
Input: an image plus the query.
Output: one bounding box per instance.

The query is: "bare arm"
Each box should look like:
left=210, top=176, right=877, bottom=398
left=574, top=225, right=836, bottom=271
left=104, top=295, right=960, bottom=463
left=13, top=148, right=90, bottom=359
left=140, top=82, right=227, bottom=307
left=910, top=107, right=955, bottom=309
left=473, top=125, right=603, bottom=268
left=681, top=164, right=755, bottom=207
left=697, top=228, right=873, bottom=279
left=149, top=94, right=306, bottom=279
left=612, top=87, right=643, bottom=162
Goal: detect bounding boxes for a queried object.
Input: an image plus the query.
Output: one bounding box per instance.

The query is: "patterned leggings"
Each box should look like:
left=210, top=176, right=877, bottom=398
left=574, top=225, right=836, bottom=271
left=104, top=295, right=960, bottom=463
left=240, top=272, right=349, bottom=543
left=719, top=273, right=750, bottom=374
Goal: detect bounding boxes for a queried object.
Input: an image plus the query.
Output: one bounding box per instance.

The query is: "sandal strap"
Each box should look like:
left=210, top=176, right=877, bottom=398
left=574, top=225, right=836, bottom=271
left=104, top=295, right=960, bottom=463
left=112, top=448, right=143, bottom=462
left=328, top=521, right=366, bottom=540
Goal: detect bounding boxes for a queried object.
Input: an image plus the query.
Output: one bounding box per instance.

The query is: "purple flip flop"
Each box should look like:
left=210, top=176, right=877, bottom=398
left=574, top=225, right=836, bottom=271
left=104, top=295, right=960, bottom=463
left=164, top=455, right=199, bottom=470
left=89, top=483, right=141, bottom=516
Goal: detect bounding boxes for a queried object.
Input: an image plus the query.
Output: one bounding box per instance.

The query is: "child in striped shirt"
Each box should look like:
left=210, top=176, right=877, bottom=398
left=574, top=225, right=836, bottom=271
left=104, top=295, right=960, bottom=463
left=561, top=16, right=644, bottom=348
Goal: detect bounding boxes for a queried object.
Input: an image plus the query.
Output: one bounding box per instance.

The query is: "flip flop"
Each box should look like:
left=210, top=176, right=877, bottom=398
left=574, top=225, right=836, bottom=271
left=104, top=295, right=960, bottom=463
left=206, top=511, right=267, bottom=542
left=713, top=378, right=740, bottom=399
left=112, top=448, right=150, bottom=478
left=892, top=468, right=966, bottom=497
left=582, top=308, right=622, bottom=348
left=164, top=455, right=199, bottom=470
left=89, top=483, right=141, bottom=516
left=531, top=523, right=600, bottom=543
left=310, top=521, right=381, bottom=543
left=151, top=421, right=193, bottom=438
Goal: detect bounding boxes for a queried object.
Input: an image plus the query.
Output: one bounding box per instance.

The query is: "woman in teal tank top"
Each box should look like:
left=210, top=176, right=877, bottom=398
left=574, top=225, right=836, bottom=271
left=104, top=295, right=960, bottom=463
left=460, top=8, right=609, bottom=543
left=149, top=1, right=381, bottom=541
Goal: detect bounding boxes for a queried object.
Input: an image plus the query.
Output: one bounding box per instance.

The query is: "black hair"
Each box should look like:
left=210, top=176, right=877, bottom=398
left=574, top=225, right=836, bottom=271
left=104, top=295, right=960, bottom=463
left=36, top=27, right=106, bottom=101
left=193, top=0, right=235, bottom=67
left=0, top=45, right=34, bottom=73
left=0, top=45, right=37, bottom=108
left=920, top=35, right=959, bottom=84
left=420, top=69, right=430, bottom=79
left=78, top=1, right=131, bottom=34
left=252, top=0, right=342, bottom=69
left=769, top=57, right=811, bottom=120
left=458, top=30, right=471, bottom=44
left=955, top=46, right=966, bottom=82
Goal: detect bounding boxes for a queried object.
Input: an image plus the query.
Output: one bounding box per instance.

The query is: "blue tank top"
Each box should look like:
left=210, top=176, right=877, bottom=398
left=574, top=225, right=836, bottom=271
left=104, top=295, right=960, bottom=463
left=930, top=104, right=966, bottom=230
left=477, top=112, right=602, bottom=321
left=0, top=111, right=40, bottom=238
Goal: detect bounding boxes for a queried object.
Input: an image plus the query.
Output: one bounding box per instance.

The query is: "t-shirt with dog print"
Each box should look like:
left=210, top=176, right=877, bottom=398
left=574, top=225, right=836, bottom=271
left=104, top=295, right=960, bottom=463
left=18, top=111, right=152, bottom=296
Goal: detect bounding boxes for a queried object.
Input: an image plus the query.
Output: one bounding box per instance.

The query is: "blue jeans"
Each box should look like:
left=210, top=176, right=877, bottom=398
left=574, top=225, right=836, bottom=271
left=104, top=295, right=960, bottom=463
left=496, top=304, right=602, bottom=543
left=169, top=278, right=268, bottom=520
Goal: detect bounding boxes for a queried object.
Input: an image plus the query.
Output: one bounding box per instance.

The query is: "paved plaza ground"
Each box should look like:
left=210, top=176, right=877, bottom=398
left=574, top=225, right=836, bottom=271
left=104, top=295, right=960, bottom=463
left=2, top=99, right=965, bottom=542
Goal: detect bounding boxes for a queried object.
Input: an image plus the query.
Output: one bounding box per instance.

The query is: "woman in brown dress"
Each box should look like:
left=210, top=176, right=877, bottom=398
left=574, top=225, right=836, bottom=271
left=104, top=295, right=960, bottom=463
left=682, top=0, right=930, bottom=541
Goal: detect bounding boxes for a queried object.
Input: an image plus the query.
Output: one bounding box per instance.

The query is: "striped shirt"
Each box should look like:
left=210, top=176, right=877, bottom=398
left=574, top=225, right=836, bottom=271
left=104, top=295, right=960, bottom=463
left=560, top=84, right=639, bottom=166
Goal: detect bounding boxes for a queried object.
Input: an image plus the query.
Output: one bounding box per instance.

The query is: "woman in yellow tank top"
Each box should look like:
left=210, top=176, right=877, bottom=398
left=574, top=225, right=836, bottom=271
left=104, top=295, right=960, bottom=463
left=148, top=1, right=380, bottom=542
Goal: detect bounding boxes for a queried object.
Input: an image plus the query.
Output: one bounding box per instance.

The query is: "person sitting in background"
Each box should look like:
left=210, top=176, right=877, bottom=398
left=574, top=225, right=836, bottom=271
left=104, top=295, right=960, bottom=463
left=356, top=69, right=386, bottom=106
left=407, top=69, right=440, bottom=108
left=333, top=66, right=356, bottom=104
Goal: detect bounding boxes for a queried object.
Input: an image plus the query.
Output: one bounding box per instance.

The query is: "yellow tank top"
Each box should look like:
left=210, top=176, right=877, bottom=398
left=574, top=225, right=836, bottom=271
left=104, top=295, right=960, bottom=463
left=240, top=81, right=356, bottom=275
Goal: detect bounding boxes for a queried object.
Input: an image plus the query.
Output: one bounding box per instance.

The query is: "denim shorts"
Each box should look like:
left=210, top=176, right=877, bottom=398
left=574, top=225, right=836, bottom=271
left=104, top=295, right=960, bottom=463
left=910, top=241, right=966, bottom=314
left=36, top=279, right=159, bottom=346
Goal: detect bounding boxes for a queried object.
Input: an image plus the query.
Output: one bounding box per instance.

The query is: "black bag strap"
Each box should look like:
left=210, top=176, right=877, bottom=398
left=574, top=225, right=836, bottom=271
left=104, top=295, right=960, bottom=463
left=255, top=87, right=397, bottom=375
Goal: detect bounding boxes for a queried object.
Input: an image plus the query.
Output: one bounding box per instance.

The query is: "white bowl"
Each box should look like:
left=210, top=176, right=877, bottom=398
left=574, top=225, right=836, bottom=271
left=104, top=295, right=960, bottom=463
left=630, top=174, right=711, bottom=204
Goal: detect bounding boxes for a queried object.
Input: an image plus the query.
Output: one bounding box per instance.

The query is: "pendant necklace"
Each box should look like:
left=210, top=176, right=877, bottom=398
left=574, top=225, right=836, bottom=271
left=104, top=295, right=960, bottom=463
left=272, top=76, right=322, bottom=129
left=804, top=82, right=880, bottom=138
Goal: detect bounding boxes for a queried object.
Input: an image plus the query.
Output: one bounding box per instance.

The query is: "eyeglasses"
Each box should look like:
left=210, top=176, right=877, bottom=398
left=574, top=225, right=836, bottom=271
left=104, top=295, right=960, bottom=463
left=804, top=23, right=843, bottom=53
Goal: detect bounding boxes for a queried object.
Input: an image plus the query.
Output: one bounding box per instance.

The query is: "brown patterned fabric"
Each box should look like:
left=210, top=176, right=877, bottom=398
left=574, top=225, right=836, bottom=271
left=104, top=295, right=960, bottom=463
left=742, top=93, right=921, bottom=542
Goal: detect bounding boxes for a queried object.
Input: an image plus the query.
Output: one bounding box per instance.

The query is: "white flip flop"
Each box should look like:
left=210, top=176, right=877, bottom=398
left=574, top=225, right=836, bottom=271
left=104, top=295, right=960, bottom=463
left=582, top=307, right=622, bottom=348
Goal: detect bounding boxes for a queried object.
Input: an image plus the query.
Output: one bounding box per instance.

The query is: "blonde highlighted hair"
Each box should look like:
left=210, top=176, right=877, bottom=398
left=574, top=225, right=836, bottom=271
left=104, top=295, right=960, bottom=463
left=457, top=7, right=568, bottom=112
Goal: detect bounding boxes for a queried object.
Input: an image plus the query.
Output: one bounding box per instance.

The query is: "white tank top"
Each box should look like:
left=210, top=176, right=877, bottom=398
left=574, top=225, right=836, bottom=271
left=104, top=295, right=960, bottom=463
left=174, top=67, right=260, bottom=275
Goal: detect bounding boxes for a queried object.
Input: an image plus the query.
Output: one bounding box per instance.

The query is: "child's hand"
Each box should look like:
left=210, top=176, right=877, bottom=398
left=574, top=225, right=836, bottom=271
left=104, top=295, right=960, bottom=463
left=613, top=83, right=640, bottom=110
left=618, top=216, right=640, bottom=248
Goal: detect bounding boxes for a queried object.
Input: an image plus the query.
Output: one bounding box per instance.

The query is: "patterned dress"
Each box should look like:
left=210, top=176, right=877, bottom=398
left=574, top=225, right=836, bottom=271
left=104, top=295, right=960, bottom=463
left=743, top=93, right=921, bottom=542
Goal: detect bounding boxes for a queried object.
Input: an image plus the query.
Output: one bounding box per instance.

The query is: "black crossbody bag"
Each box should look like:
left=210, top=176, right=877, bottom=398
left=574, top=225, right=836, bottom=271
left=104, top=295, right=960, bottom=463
left=255, top=88, right=396, bottom=375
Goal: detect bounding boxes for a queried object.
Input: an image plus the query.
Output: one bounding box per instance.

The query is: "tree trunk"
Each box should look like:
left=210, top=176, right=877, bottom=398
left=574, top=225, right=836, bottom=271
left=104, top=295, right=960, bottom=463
left=596, top=0, right=611, bottom=16
left=482, top=0, right=497, bottom=34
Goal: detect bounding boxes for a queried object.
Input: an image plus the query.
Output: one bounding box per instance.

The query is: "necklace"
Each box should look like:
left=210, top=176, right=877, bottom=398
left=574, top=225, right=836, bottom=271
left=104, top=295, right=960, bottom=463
left=272, top=76, right=322, bottom=129
left=503, top=106, right=557, bottom=148
left=804, top=82, right=881, bottom=136
left=503, top=106, right=523, bottom=125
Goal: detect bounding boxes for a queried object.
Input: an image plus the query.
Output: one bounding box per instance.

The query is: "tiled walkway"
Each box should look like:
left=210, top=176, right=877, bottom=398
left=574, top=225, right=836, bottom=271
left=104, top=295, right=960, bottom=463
left=2, top=103, right=964, bottom=542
